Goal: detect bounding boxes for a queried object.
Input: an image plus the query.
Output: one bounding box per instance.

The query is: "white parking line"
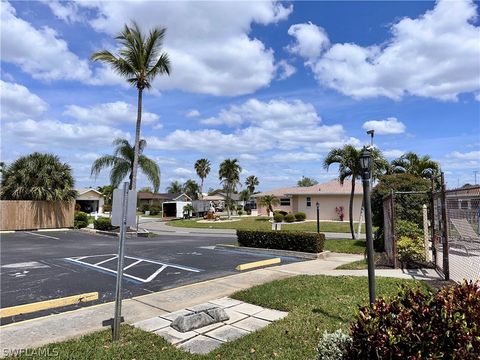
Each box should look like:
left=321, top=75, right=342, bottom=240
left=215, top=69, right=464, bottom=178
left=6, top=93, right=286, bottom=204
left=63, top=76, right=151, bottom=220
left=123, top=259, right=142, bottom=270
left=94, top=256, right=118, bottom=266
left=25, top=232, right=59, bottom=240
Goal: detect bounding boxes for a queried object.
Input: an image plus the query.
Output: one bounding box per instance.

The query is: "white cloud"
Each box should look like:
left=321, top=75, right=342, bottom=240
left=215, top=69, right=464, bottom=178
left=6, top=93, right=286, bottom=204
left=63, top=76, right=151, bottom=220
left=74, top=1, right=292, bottom=95
left=290, top=0, right=480, bottom=101
left=186, top=109, right=200, bottom=118
left=362, top=117, right=406, bottom=135
left=475, top=93, right=480, bottom=102
left=172, top=167, right=194, bottom=176
left=447, top=150, right=480, bottom=160
left=1, top=1, right=91, bottom=81
left=286, top=22, right=330, bottom=61
left=276, top=60, right=296, bottom=80
left=152, top=123, right=163, bottom=130
left=40, top=0, right=82, bottom=23
left=0, top=80, right=48, bottom=120
left=270, top=152, right=321, bottom=163
left=383, top=149, right=405, bottom=159
left=63, top=101, right=159, bottom=125
left=74, top=152, right=100, bottom=162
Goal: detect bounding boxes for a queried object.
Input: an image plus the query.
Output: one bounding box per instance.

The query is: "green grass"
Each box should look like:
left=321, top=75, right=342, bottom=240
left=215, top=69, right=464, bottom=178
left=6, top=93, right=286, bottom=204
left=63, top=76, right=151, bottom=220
left=167, top=217, right=365, bottom=233
left=9, top=276, right=428, bottom=360
left=323, top=239, right=366, bottom=254
left=336, top=259, right=368, bottom=270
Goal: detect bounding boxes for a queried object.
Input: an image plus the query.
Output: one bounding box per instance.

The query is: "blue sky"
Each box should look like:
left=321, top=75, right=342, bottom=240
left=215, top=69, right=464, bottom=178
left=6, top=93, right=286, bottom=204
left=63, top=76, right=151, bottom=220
left=1, top=0, right=479, bottom=192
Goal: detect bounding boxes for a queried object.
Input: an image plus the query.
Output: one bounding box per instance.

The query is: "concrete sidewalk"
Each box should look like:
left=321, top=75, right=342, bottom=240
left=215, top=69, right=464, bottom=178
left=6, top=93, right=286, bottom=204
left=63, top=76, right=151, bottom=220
left=0, top=253, right=441, bottom=354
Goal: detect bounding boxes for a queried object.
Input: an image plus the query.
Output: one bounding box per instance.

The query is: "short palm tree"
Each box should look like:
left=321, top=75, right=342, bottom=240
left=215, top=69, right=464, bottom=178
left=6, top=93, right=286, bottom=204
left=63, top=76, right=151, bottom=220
left=183, top=179, right=200, bottom=200
left=91, top=22, right=170, bottom=191
left=91, top=138, right=160, bottom=192
left=245, top=175, right=259, bottom=193
left=1, top=153, right=77, bottom=201
left=194, top=158, right=211, bottom=198
left=166, top=181, right=183, bottom=195
left=258, top=195, right=280, bottom=216
left=219, top=159, right=242, bottom=220
left=239, top=189, right=252, bottom=208
left=391, top=152, right=440, bottom=179
left=324, top=145, right=387, bottom=239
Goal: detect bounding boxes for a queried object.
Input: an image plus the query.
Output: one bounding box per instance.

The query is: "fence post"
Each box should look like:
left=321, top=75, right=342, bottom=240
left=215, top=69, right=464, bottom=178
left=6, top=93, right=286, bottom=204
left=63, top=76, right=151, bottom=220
left=422, top=204, right=430, bottom=261
left=390, top=190, right=398, bottom=269
left=440, top=173, right=450, bottom=281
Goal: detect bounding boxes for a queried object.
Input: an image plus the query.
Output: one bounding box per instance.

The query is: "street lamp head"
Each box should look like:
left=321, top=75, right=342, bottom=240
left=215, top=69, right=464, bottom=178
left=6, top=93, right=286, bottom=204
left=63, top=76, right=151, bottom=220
left=360, top=148, right=372, bottom=178
left=366, top=129, right=375, bottom=136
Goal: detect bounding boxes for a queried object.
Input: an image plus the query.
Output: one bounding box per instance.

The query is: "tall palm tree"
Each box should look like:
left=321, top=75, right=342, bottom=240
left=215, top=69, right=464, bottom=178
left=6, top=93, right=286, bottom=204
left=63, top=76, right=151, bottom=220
left=324, top=145, right=387, bottom=239
left=258, top=195, right=280, bottom=216
left=219, top=159, right=242, bottom=220
left=183, top=179, right=200, bottom=200
left=1, top=153, right=77, bottom=201
left=391, top=152, right=440, bottom=179
left=245, top=175, right=259, bottom=193
left=91, top=22, right=170, bottom=191
left=91, top=138, right=160, bottom=192
left=166, top=181, right=183, bottom=195
left=194, top=158, right=211, bottom=198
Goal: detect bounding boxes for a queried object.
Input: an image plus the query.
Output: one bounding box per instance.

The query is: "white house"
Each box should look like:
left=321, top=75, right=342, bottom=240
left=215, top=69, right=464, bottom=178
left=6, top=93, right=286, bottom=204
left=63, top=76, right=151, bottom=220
left=75, top=188, right=105, bottom=214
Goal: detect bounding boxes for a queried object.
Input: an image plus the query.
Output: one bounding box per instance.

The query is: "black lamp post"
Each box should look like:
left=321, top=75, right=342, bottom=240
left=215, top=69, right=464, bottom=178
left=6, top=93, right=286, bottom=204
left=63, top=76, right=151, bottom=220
left=316, top=202, right=320, bottom=233
left=360, top=148, right=376, bottom=305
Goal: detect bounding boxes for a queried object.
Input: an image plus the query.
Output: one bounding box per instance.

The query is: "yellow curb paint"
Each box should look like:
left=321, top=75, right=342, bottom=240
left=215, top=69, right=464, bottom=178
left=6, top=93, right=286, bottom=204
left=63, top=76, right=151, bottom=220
left=0, top=292, right=98, bottom=318
left=235, top=258, right=281, bottom=271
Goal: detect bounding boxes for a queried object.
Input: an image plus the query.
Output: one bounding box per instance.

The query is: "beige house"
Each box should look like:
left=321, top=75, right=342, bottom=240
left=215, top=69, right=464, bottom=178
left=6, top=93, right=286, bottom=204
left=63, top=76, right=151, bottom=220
left=76, top=188, right=105, bottom=213
left=252, top=179, right=363, bottom=221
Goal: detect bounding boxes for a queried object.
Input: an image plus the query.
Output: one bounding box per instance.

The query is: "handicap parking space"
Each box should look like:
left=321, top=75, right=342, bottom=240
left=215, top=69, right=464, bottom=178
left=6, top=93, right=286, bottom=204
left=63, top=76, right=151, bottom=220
left=0, top=230, right=303, bottom=323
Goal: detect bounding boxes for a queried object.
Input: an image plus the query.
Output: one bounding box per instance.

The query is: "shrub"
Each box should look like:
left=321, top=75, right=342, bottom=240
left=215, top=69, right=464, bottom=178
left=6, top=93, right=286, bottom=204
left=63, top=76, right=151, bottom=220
left=103, top=204, right=111, bottom=212
left=347, top=281, right=480, bottom=360
left=317, top=330, right=352, bottom=360
left=94, top=217, right=114, bottom=231
left=395, top=219, right=423, bottom=239
left=273, top=213, right=284, bottom=223
left=74, top=220, right=88, bottom=229
left=238, top=210, right=243, bottom=216
left=74, top=211, right=89, bottom=229
left=294, top=212, right=306, bottom=221
left=237, top=205, right=243, bottom=211
left=149, top=206, right=161, bottom=215
left=397, top=236, right=426, bottom=264
left=284, top=213, right=295, bottom=223
left=278, top=210, right=288, bottom=216
left=141, top=204, right=150, bottom=213
left=237, top=230, right=325, bottom=253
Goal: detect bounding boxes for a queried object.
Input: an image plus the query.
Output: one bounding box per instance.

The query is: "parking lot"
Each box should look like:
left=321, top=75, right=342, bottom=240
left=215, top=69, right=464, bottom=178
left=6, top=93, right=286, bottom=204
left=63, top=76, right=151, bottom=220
left=0, top=230, right=301, bottom=324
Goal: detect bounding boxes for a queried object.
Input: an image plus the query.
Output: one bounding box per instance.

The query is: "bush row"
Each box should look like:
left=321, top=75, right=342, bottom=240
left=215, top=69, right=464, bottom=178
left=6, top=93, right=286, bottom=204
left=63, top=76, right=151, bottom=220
left=273, top=211, right=306, bottom=223
left=141, top=204, right=161, bottom=215
left=237, top=230, right=325, bottom=253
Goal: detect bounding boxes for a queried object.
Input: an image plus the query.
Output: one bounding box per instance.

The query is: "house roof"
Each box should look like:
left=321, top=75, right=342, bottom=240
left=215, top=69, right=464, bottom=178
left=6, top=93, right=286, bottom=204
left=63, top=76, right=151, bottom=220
left=138, top=192, right=175, bottom=200
left=202, top=193, right=241, bottom=201
left=173, top=193, right=193, bottom=201
left=76, top=188, right=103, bottom=196
left=252, top=179, right=363, bottom=198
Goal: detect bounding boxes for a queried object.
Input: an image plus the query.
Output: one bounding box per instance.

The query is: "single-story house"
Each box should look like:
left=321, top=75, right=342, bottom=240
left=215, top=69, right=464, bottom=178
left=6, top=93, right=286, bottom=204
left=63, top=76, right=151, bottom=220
left=76, top=188, right=105, bottom=214
left=203, top=193, right=243, bottom=206
left=252, top=179, right=363, bottom=221
left=162, top=193, right=193, bottom=218
left=137, top=192, right=176, bottom=208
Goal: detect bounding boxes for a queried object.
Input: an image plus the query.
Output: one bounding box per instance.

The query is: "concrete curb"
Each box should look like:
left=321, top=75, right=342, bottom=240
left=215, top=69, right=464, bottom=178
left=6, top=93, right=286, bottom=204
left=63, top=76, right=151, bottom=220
left=215, top=244, right=331, bottom=260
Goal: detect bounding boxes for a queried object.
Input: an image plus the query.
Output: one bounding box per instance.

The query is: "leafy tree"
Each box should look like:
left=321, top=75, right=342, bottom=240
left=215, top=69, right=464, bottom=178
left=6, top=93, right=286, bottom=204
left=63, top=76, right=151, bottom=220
left=297, top=176, right=318, bottom=187
left=183, top=179, right=200, bottom=200
left=91, top=138, right=160, bottom=192
left=391, top=152, right=440, bottom=179
left=245, top=175, right=259, bottom=193
left=258, top=195, right=280, bottom=216
left=166, top=181, right=183, bottom=195
left=324, top=145, right=388, bottom=239
left=194, top=158, right=211, bottom=197
left=91, top=22, right=170, bottom=191
left=219, top=159, right=242, bottom=219
left=1, top=153, right=77, bottom=201
left=97, top=185, right=114, bottom=205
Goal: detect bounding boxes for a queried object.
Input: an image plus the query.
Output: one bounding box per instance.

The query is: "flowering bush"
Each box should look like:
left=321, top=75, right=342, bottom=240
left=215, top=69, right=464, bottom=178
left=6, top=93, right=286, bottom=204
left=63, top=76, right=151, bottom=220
left=336, top=206, right=345, bottom=221
left=397, top=236, right=426, bottom=264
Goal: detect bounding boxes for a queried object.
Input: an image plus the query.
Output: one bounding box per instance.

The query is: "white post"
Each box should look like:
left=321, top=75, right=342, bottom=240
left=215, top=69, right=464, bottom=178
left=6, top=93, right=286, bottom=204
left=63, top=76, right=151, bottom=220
left=423, top=204, right=430, bottom=261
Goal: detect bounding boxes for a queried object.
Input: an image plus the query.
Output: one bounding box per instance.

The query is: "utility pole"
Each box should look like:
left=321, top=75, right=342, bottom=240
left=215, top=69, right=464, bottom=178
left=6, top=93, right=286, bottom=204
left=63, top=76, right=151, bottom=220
left=474, top=170, right=478, bottom=185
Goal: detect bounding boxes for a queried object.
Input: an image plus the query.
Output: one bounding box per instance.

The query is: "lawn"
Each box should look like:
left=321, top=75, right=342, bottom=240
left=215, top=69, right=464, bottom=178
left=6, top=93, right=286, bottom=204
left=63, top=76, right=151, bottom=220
left=10, top=276, right=428, bottom=360
left=167, top=217, right=366, bottom=233
left=323, top=239, right=365, bottom=254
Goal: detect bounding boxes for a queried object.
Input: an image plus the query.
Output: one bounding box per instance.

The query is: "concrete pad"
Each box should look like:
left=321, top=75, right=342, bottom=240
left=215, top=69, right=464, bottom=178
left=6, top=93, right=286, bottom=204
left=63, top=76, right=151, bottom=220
left=206, top=324, right=250, bottom=342
left=208, top=297, right=243, bottom=308
left=186, top=303, right=218, bottom=312
left=232, top=317, right=270, bottom=332
left=160, top=309, right=192, bottom=322
left=229, top=303, right=264, bottom=316
left=133, top=316, right=171, bottom=332
left=223, top=308, right=248, bottom=325
left=178, top=335, right=224, bottom=354
left=154, top=327, right=197, bottom=345
left=193, top=322, right=224, bottom=334
left=253, top=309, right=288, bottom=322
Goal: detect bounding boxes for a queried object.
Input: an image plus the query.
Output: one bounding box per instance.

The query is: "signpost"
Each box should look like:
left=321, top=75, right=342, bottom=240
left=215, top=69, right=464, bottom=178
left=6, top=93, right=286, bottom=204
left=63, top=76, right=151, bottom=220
left=109, top=182, right=137, bottom=341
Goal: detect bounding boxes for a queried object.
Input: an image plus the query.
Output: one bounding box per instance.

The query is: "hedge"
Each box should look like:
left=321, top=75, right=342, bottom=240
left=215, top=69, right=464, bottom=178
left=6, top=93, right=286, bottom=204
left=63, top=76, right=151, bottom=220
left=237, top=230, right=325, bottom=253
left=284, top=213, right=295, bottom=223
left=94, top=217, right=114, bottom=231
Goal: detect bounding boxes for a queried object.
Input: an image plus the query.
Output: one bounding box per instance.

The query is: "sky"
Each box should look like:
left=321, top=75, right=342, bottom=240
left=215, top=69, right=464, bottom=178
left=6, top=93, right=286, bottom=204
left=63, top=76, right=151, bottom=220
left=1, top=0, right=479, bottom=192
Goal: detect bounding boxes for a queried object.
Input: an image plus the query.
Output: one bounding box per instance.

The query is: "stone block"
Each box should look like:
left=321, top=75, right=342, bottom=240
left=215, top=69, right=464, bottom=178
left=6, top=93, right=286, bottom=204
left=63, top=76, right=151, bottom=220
left=171, top=307, right=229, bottom=333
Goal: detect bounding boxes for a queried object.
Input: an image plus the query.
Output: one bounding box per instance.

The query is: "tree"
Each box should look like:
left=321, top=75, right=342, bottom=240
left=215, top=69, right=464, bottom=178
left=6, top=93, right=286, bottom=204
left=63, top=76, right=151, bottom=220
left=166, top=181, right=183, bottom=195
left=324, top=145, right=387, bottom=239
left=91, top=138, right=160, bottom=192
left=1, top=153, right=76, bottom=201
left=391, top=152, right=440, bottom=179
left=194, top=158, right=211, bottom=197
left=297, top=176, right=318, bottom=187
left=258, top=195, right=280, bottom=216
left=138, top=186, right=153, bottom=193
left=219, top=159, right=242, bottom=220
left=245, top=175, right=259, bottom=193
left=239, top=189, right=251, bottom=205
left=91, top=22, right=170, bottom=191
left=183, top=179, right=200, bottom=200
left=97, top=185, right=114, bottom=205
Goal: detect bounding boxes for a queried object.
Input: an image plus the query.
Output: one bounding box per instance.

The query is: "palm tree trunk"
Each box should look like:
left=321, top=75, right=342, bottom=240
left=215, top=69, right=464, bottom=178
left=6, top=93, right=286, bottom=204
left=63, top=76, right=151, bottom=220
left=130, top=87, right=143, bottom=191
left=227, top=185, right=231, bottom=220
left=200, top=178, right=204, bottom=199
left=349, top=178, right=356, bottom=240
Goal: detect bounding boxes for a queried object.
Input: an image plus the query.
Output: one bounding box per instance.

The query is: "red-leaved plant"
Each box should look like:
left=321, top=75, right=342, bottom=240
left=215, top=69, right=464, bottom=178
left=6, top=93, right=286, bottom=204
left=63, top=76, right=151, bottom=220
left=347, top=281, right=480, bottom=359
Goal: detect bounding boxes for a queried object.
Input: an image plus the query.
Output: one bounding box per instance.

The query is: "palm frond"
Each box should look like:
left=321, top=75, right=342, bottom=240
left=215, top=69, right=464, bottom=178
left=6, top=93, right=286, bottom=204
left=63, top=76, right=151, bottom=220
left=138, top=155, right=160, bottom=192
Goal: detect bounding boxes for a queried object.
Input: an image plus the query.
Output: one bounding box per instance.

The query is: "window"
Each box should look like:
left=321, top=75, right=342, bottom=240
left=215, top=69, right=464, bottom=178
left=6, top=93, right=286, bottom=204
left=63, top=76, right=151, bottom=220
left=306, top=197, right=311, bottom=207
left=280, top=198, right=291, bottom=206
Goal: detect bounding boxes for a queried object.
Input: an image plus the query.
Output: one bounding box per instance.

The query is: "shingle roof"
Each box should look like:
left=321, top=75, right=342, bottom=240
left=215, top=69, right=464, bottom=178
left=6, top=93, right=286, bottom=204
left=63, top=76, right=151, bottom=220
left=252, top=179, right=363, bottom=198
left=76, top=188, right=102, bottom=196
left=137, top=192, right=175, bottom=200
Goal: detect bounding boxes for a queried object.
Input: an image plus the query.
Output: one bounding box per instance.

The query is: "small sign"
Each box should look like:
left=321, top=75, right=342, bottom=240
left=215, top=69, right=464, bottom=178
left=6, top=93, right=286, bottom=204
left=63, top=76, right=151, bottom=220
left=111, top=189, right=137, bottom=226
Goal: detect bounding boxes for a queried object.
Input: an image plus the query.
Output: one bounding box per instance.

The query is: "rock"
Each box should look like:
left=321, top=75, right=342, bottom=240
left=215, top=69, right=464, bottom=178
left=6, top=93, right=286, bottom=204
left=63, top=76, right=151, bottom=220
left=171, top=307, right=229, bottom=333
